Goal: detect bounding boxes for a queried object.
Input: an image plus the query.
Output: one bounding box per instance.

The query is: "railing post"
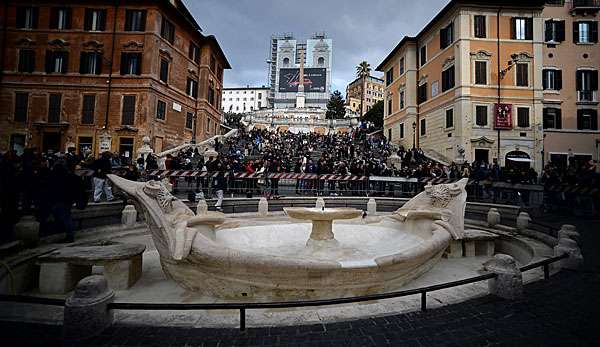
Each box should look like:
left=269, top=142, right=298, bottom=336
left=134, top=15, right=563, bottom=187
left=420, top=292, right=427, bottom=311
left=239, top=308, right=246, bottom=331
left=543, top=263, right=550, bottom=280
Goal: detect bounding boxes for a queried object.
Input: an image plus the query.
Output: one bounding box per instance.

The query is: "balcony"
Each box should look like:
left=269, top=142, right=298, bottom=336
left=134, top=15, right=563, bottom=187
left=577, top=90, right=598, bottom=104
left=571, top=0, right=600, bottom=14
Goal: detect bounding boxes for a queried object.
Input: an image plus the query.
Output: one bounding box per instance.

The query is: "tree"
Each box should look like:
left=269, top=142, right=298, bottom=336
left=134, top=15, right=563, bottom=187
left=326, top=90, right=346, bottom=120
left=362, top=100, right=383, bottom=129
left=355, top=61, right=371, bottom=117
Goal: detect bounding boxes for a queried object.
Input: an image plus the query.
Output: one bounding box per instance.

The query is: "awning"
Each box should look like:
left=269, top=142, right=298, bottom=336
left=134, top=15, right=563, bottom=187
left=507, top=157, right=532, bottom=162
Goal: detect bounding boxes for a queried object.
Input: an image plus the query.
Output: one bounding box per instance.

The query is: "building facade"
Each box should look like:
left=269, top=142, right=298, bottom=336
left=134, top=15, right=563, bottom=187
left=377, top=0, right=547, bottom=172
left=0, top=0, right=230, bottom=158
left=267, top=33, right=332, bottom=109
left=541, top=0, right=599, bottom=167
left=345, top=75, right=384, bottom=115
left=221, top=86, right=270, bottom=113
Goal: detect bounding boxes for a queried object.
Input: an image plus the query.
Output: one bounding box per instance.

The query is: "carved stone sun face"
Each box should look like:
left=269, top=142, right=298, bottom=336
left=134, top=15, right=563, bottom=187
left=426, top=184, right=452, bottom=208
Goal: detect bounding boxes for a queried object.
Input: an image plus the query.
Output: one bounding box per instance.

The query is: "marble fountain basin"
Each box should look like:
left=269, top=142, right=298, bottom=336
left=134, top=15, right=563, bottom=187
left=108, top=175, right=468, bottom=300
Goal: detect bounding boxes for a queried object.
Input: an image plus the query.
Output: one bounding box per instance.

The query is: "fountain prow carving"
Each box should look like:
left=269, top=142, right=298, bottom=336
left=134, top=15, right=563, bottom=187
left=393, top=178, right=468, bottom=240
left=108, top=175, right=224, bottom=261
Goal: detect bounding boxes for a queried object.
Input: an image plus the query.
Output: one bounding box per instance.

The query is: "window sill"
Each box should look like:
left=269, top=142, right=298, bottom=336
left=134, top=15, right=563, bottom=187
left=473, top=125, right=490, bottom=129
left=543, top=90, right=561, bottom=94
left=574, top=42, right=595, bottom=45
left=445, top=126, right=455, bottom=132
left=576, top=100, right=599, bottom=105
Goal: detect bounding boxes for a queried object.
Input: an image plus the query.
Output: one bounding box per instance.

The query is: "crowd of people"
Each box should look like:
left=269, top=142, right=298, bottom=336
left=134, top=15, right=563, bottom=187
left=2, top=127, right=599, bottom=243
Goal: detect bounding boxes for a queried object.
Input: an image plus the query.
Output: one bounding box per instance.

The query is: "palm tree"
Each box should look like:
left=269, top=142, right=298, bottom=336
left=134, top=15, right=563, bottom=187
left=356, top=61, right=371, bottom=118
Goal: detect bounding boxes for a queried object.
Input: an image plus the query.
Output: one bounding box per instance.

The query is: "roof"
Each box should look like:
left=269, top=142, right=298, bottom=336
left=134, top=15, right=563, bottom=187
left=347, top=75, right=385, bottom=88
left=223, top=86, right=270, bottom=90
left=375, top=0, right=545, bottom=71
left=202, top=34, right=232, bottom=69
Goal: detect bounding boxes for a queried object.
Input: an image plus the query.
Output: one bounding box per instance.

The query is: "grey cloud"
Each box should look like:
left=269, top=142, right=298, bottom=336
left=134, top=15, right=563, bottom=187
left=184, top=0, right=449, bottom=95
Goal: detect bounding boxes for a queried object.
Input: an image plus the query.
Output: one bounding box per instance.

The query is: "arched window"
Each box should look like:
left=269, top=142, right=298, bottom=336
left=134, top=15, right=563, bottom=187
left=317, top=57, right=325, bottom=66
left=283, top=57, right=290, bottom=66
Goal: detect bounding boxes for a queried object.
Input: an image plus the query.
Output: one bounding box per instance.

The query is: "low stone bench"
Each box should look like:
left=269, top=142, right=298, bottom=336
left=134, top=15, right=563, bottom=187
left=445, top=229, right=499, bottom=258
left=37, top=242, right=145, bottom=294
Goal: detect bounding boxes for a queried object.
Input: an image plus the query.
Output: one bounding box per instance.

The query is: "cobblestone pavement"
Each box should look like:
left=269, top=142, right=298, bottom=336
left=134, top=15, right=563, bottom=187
left=1, top=217, right=598, bottom=347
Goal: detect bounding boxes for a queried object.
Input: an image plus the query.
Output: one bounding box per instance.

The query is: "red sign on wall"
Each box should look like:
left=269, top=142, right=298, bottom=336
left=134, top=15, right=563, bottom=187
left=494, top=103, right=512, bottom=129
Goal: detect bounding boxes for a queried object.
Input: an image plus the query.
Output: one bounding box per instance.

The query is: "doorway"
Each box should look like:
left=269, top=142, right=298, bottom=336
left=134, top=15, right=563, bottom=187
left=42, top=132, right=61, bottom=154
left=474, top=148, right=489, bottom=164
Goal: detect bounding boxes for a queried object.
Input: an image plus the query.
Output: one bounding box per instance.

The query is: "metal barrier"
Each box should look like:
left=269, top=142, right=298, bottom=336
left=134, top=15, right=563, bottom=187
left=0, top=253, right=569, bottom=331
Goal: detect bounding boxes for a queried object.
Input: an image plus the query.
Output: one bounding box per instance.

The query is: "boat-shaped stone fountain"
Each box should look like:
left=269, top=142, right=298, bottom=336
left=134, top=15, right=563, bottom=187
left=108, top=175, right=468, bottom=299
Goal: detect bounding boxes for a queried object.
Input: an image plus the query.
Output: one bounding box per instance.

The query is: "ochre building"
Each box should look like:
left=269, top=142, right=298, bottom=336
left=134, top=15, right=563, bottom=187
left=378, top=0, right=551, bottom=172
left=0, top=0, right=230, bottom=157
left=345, top=75, right=384, bottom=115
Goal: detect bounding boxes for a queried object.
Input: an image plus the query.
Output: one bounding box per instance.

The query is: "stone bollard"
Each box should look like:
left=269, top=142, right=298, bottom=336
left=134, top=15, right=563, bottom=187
left=557, top=224, right=579, bottom=243
left=14, top=215, right=40, bottom=247
left=121, top=205, right=137, bottom=226
left=63, top=275, right=114, bottom=342
left=258, top=197, right=268, bottom=217
left=196, top=199, right=208, bottom=215
left=516, top=212, right=531, bottom=231
left=554, top=237, right=583, bottom=270
left=483, top=254, right=523, bottom=299
left=487, top=208, right=501, bottom=227
left=367, top=198, right=377, bottom=215
left=315, top=197, right=325, bottom=209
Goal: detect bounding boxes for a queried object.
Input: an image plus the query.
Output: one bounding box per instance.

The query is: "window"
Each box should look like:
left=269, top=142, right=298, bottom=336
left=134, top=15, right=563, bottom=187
left=186, top=78, right=198, bottom=98
left=161, top=18, right=175, bottom=44
left=517, top=107, right=530, bottom=128
left=120, top=53, right=142, bottom=75
left=16, top=7, right=38, bottom=29
left=50, top=7, right=72, bottom=30
left=48, top=94, right=62, bottom=123
left=386, top=67, right=394, bottom=86
left=399, top=90, right=405, bottom=109
left=186, top=112, right=194, bottom=129
left=399, top=57, right=405, bottom=75
left=119, top=138, right=134, bottom=159
left=189, top=43, right=200, bottom=63
left=420, top=45, right=427, bottom=66
left=45, top=51, right=68, bottom=73
left=475, top=61, right=487, bottom=85
left=207, top=118, right=211, bottom=133
left=317, top=57, right=325, bottom=66
left=417, top=83, right=428, bottom=104
left=576, top=70, right=598, bottom=101
left=420, top=118, right=427, bottom=136
left=210, top=55, right=216, bottom=72
left=208, top=81, right=215, bottom=106
left=18, top=49, right=35, bottom=72
left=387, top=98, right=393, bottom=115
left=542, top=69, right=562, bottom=90
left=159, top=58, right=169, bottom=83
left=543, top=108, right=561, bottom=129
left=84, top=9, right=106, bottom=31
left=474, top=15, right=486, bottom=38
left=14, top=93, right=28, bottom=122
left=512, top=17, right=533, bottom=40
left=445, top=109, right=454, bottom=128
left=475, top=105, right=487, bottom=126
left=81, top=95, right=95, bottom=125
left=574, top=21, right=598, bottom=44
left=399, top=123, right=404, bottom=139
left=442, top=66, right=455, bottom=92
left=516, top=63, right=529, bottom=87
left=80, top=52, right=102, bottom=74
left=124, top=10, right=146, bottom=31
left=155, top=100, right=166, bottom=120
left=440, top=22, right=454, bottom=49
left=121, top=95, right=136, bottom=126
left=577, top=109, right=598, bottom=130
left=545, top=20, right=565, bottom=42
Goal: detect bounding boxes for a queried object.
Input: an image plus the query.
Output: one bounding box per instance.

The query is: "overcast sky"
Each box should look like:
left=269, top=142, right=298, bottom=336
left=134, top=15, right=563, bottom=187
left=184, top=0, right=448, bottom=96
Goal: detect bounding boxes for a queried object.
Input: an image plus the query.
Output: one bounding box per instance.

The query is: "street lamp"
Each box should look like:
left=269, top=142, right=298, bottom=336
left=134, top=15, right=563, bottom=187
left=412, top=121, right=417, bottom=149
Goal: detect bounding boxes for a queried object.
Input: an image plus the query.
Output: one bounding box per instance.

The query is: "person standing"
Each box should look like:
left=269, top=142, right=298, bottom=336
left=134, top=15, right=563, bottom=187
left=92, top=152, right=114, bottom=203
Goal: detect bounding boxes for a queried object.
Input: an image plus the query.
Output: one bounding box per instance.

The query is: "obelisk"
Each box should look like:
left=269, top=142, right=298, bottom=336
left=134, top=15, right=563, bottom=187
left=296, top=48, right=306, bottom=108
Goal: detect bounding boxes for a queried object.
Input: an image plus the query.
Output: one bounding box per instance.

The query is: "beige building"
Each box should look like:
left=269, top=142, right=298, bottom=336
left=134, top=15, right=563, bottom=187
left=345, top=75, right=384, bottom=115
left=541, top=0, right=599, bottom=167
left=377, top=0, right=548, bottom=172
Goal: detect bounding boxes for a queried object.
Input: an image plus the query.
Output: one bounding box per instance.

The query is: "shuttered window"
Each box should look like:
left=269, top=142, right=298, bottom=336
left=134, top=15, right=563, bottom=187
left=82, top=95, right=95, bottom=125
left=543, top=108, right=562, bottom=129
left=474, top=15, right=486, bottom=38
left=120, top=53, right=142, bottom=75
left=84, top=9, right=107, bottom=31
left=80, top=52, right=102, bottom=74
left=121, top=95, right=136, bottom=126
left=16, top=7, right=38, bottom=29
left=14, top=93, right=29, bottom=122
left=45, top=51, right=69, bottom=73
left=160, top=59, right=169, bottom=83
left=156, top=100, right=166, bottom=120
left=18, top=49, right=35, bottom=72
left=50, top=7, right=72, bottom=30
left=48, top=94, right=62, bottom=123
left=125, top=10, right=146, bottom=31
